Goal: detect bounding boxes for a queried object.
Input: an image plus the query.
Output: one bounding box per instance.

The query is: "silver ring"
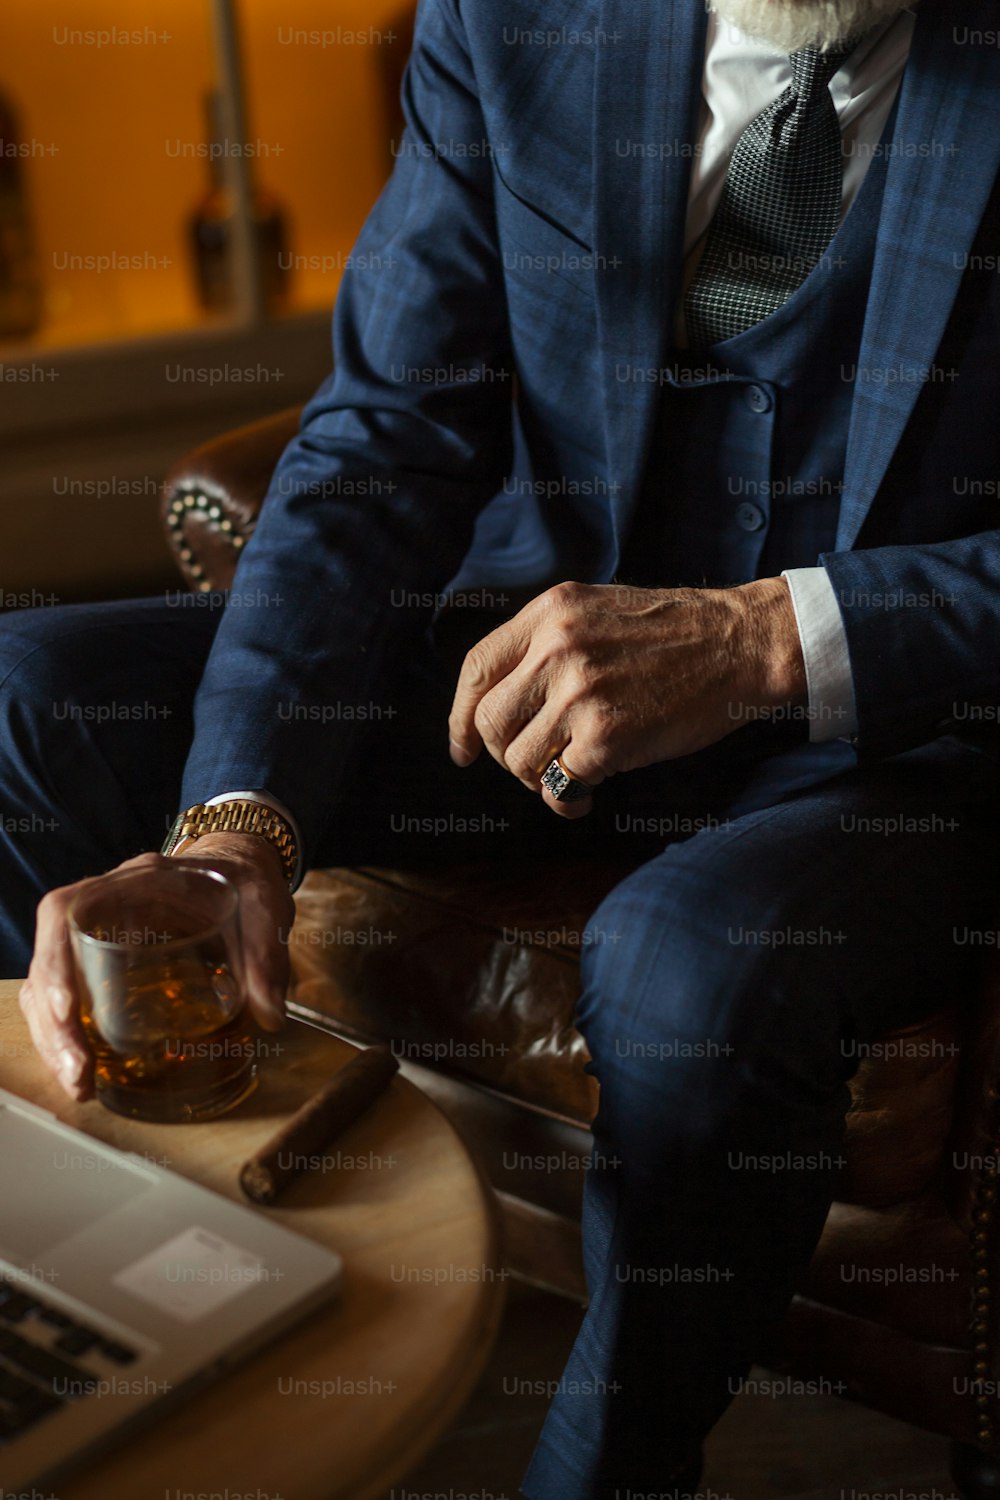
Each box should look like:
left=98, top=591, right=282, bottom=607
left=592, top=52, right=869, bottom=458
left=540, top=755, right=594, bottom=803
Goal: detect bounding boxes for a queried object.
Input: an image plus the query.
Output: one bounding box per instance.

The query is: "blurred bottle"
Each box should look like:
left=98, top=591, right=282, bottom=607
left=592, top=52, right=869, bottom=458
left=189, top=89, right=289, bottom=315
left=0, top=86, right=43, bottom=340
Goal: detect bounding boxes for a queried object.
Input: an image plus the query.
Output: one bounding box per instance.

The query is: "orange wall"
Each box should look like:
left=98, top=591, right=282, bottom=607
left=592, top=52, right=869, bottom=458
left=0, top=0, right=407, bottom=347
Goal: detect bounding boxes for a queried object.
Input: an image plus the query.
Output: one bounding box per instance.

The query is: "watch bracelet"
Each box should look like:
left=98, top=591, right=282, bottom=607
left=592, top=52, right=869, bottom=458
left=164, top=801, right=298, bottom=887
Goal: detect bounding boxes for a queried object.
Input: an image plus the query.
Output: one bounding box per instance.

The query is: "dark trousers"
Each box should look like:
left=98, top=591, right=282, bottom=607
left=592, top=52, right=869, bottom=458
left=1, top=594, right=998, bottom=1497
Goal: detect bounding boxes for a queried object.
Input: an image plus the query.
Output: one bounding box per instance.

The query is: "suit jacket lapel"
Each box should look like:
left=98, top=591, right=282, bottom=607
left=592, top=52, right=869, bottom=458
left=838, top=0, right=1000, bottom=549
left=592, top=0, right=707, bottom=557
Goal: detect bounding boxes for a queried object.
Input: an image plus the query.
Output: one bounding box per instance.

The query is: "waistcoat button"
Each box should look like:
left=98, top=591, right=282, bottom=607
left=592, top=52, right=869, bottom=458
left=736, top=502, right=765, bottom=532
left=745, top=384, right=773, bottom=414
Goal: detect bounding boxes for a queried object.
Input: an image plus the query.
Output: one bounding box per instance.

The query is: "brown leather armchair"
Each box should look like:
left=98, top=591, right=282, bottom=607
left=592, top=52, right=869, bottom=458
left=162, top=410, right=1000, bottom=1498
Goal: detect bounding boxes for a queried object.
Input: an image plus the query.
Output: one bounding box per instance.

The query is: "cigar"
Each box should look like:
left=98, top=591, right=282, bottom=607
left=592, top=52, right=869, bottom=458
left=239, top=1044, right=399, bottom=1205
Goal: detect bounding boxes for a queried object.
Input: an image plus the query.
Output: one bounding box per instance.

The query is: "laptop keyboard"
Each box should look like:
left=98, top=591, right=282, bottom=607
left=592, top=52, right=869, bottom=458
left=0, top=1275, right=138, bottom=1445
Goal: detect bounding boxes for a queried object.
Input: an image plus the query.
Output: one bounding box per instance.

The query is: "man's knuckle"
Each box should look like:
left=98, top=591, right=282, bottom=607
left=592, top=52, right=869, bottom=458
left=558, top=663, right=591, bottom=705
left=544, top=619, right=581, bottom=657
left=473, top=700, right=501, bottom=742
left=505, top=748, right=534, bottom=780
left=585, top=731, right=613, bottom=766
left=462, top=646, right=490, bottom=688
left=547, top=580, right=583, bottom=610
left=591, top=699, right=620, bottom=739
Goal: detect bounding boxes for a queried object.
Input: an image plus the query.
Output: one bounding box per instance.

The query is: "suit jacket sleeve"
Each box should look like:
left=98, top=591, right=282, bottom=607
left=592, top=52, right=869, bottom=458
left=179, top=0, right=513, bottom=864
left=819, top=531, right=1000, bottom=758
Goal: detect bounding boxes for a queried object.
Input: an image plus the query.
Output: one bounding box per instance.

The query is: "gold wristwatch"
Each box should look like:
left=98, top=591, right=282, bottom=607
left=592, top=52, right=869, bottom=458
left=162, top=798, right=299, bottom=888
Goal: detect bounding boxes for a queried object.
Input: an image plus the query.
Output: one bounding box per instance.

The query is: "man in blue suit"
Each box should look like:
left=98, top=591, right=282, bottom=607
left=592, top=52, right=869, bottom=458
left=6, top=0, right=1000, bottom=1492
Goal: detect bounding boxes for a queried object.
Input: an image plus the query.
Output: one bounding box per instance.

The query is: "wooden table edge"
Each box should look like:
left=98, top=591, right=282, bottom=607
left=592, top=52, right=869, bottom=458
left=0, top=985, right=509, bottom=1500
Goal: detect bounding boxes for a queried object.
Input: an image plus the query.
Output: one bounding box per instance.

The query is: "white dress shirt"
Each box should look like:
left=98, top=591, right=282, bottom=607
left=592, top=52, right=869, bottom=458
left=683, top=8, right=917, bottom=741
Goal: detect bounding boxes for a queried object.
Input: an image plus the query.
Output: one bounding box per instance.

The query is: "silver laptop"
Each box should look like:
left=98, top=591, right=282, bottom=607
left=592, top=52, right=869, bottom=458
left=0, top=1084, right=342, bottom=1488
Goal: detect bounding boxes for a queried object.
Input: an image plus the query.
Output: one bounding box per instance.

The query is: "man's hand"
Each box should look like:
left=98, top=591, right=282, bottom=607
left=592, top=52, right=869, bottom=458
left=19, top=833, right=295, bottom=1101
left=448, top=578, right=807, bottom=817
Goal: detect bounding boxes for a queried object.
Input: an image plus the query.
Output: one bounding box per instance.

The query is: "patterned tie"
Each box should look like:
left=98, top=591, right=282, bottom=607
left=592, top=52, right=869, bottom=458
left=684, top=42, right=856, bottom=350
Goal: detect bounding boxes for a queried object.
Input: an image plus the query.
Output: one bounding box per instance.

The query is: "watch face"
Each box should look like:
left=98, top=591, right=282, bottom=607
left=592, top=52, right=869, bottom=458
left=161, top=812, right=187, bottom=856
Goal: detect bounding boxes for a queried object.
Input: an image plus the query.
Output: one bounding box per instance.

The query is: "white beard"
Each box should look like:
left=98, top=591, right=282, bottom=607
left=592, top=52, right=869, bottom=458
left=709, top=0, right=912, bottom=52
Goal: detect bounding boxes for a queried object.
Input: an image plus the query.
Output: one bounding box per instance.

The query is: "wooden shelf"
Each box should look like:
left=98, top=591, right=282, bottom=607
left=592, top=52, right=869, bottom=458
left=0, top=311, right=333, bottom=601
left=0, top=0, right=408, bottom=598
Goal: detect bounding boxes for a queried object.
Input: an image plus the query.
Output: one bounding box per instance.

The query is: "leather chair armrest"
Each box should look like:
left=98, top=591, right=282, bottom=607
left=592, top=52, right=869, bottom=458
left=160, top=406, right=303, bottom=591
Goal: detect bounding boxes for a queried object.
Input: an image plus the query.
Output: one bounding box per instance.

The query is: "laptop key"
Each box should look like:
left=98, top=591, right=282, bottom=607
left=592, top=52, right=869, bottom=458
left=53, top=1327, right=100, bottom=1357
left=0, top=1364, right=45, bottom=1405
left=5, top=1386, right=62, bottom=1424
left=0, top=1391, right=63, bottom=1441
left=37, top=1307, right=74, bottom=1330
left=0, top=1330, right=95, bottom=1397
left=0, top=1407, right=25, bottom=1443
left=0, top=1292, right=38, bottom=1324
left=99, top=1340, right=137, bottom=1365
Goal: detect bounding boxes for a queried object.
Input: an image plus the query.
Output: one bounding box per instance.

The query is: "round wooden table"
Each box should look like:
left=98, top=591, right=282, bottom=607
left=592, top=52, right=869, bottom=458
left=0, top=980, right=505, bottom=1500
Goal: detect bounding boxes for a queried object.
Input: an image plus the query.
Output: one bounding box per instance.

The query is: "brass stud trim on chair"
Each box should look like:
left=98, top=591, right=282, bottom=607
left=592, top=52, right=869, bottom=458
left=163, top=486, right=248, bottom=587
left=970, top=1121, right=1000, bottom=1452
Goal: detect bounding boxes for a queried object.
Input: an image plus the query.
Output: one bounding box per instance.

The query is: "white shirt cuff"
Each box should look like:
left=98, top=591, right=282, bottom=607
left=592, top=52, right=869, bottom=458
left=782, top=568, right=859, bottom=744
left=203, top=790, right=305, bottom=892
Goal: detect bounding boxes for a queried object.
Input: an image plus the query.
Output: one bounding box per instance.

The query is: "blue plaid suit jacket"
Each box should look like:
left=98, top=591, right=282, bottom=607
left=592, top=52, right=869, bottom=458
left=182, top=0, right=1000, bottom=862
